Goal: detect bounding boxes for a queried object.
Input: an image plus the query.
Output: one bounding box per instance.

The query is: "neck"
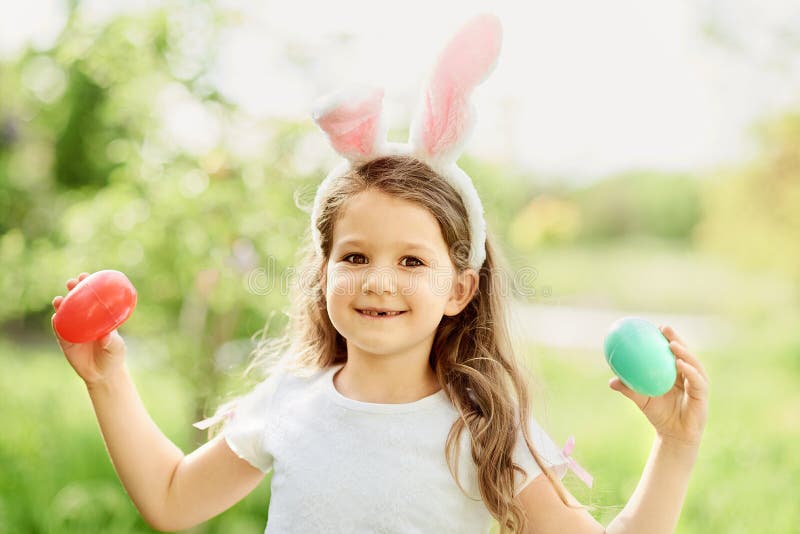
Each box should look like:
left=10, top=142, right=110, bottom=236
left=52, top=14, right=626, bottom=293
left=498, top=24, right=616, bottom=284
left=334, top=348, right=441, bottom=404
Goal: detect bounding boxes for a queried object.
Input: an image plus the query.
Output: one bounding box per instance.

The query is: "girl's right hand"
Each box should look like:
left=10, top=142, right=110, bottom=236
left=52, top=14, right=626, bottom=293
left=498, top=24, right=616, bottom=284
left=51, top=272, right=128, bottom=386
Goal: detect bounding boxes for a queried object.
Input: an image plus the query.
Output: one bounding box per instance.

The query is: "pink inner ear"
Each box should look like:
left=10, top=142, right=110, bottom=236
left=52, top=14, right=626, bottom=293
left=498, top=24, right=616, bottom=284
left=419, top=13, right=502, bottom=157
left=323, top=114, right=379, bottom=156
left=315, top=89, right=383, bottom=157
left=423, top=80, right=461, bottom=156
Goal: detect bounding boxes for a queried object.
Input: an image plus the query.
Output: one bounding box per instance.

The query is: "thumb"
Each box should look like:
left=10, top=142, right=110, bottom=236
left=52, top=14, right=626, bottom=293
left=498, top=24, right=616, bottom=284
left=99, top=329, right=125, bottom=355
left=609, top=377, right=650, bottom=409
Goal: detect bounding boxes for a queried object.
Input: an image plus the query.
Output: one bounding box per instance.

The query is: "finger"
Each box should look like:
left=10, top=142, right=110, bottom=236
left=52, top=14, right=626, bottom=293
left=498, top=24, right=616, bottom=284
left=101, top=329, right=125, bottom=355
left=659, top=324, right=688, bottom=348
left=52, top=296, right=63, bottom=310
left=609, top=377, right=652, bottom=411
left=669, top=340, right=709, bottom=383
left=669, top=340, right=708, bottom=379
left=51, top=313, right=75, bottom=349
left=66, top=273, right=90, bottom=291
left=676, top=359, right=708, bottom=401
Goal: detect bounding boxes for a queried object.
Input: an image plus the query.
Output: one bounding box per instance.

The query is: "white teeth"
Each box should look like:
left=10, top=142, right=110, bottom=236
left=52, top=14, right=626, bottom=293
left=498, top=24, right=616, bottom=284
left=360, top=310, right=401, bottom=316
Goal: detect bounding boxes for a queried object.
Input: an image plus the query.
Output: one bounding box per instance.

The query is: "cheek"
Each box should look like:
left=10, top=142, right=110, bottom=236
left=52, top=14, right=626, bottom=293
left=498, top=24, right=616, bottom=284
left=404, top=270, right=452, bottom=300
left=327, top=267, right=358, bottom=298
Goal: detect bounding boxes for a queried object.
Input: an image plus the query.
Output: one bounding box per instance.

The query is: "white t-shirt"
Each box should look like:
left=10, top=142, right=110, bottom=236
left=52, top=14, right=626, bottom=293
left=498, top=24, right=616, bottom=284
left=222, top=361, right=570, bottom=533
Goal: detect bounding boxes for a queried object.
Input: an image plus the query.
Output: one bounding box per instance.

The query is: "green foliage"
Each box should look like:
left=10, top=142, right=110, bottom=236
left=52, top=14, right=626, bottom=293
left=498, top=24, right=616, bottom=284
left=0, top=6, right=325, bottom=413
left=499, top=170, right=703, bottom=257
left=459, top=154, right=540, bottom=237
left=0, top=6, right=322, bottom=528
left=567, top=170, right=703, bottom=243
left=694, top=110, right=800, bottom=289
left=508, top=194, right=581, bottom=252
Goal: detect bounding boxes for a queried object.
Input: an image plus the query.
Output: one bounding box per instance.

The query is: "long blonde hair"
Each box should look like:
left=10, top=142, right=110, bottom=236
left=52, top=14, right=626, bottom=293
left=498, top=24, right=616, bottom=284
left=212, top=155, right=590, bottom=532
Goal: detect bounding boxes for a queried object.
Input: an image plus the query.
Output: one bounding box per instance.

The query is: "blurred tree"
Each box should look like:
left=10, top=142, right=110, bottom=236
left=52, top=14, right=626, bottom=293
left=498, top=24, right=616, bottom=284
left=509, top=193, right=581, bottom=252
left=566, top=170, right=703, bottom=243
left=694, top=110, right=800, bottom=296
left=0, top=3, right=320, bottom=448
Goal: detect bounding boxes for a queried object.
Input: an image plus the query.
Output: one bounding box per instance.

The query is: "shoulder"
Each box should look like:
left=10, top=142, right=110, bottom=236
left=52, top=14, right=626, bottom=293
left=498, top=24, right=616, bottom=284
left=275, top=361, right=331, bottom=392
left=250, top=357, right=329, bottom=392
left=250, top=360, right=339, bottom=411
left=512, top=414, right=571, bottom=494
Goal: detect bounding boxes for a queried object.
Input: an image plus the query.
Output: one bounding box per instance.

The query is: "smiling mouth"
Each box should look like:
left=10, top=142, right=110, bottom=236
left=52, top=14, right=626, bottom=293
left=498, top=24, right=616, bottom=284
left=356, top=309, right=407, bottom=318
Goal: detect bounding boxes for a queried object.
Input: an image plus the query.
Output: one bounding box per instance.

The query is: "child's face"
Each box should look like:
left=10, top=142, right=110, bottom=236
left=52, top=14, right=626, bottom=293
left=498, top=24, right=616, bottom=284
left=324, top=189, right=477, bottom=361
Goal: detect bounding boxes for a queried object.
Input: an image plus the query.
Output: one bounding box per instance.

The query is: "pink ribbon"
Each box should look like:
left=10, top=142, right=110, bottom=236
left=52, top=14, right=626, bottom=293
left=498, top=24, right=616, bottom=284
left=561, top=435, right=594, bottom=488
left=192, top=404, right=236, bottom=430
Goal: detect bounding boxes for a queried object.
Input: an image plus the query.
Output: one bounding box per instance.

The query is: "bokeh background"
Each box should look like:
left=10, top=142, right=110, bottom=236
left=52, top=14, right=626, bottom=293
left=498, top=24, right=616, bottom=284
left=2, top=1, right=798, bottom=532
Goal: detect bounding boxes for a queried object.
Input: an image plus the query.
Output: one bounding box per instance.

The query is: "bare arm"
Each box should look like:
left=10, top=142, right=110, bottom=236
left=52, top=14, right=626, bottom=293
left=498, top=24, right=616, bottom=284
left=520, top=434, right=699, bottom=534
left=161, top=433, right=266, bottom=531
left=86, top=364, right=266, bottom=531
left=85, top=363, right=183, bottom=527
left=605, top=324, right=708, bottom=533
left=605, top=435, right=699, bottom=534
left=54, top=274, right=266, bottom=531
left=518, top=473, right=605, bottom=533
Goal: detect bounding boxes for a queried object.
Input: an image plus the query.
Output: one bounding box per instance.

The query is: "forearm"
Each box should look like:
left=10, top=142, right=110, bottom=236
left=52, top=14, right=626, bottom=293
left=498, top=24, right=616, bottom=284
left=86, top=364, right=184, bottom=529
left=606, top=435, right=700, bottom=534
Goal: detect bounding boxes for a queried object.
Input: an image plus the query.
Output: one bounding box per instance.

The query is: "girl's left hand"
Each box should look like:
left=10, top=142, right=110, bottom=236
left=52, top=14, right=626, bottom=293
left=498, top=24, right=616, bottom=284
left=609, top=324, right=710, bottom=446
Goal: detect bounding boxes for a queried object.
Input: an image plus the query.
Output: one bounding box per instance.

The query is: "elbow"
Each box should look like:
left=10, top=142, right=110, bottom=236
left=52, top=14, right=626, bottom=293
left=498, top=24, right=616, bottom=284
left=134, top=502, right=168, bottom=532
left=143, top=512, right=201, bottom=533
left=144, top=516, right=187, bottom=533
left=142, top=513, right=174, bottom=533
left=139, top=506, right=184, bottom=533
left=143, top=509, right=206, bottom=533
left=144, top=461, right=187, bottom=531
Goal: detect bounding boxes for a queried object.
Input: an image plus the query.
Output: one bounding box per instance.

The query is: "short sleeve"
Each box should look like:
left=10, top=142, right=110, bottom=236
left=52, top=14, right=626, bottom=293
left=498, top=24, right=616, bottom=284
left=221, top=366, right=286, bottom=473
left=512, top=415, right=570, bottom=496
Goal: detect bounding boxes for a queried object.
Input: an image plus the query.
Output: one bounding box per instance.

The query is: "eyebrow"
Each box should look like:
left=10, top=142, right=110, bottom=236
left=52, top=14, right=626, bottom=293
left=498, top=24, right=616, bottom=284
left=336, top=238, right=436, bottom=256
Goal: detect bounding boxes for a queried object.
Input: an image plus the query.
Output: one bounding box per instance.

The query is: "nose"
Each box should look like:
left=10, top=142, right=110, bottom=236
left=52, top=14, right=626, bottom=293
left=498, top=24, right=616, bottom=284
left=361, top=266, right=397, bottom=295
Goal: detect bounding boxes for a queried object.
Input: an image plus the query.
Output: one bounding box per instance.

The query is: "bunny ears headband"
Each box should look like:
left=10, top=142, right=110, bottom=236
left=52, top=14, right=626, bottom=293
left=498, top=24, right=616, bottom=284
left=309, top=13, right=503, bottom=271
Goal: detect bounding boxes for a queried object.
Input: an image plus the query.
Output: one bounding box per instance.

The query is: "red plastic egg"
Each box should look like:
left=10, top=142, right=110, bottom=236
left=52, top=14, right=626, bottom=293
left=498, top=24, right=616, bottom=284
left=53, top=270, right=137, bottom=344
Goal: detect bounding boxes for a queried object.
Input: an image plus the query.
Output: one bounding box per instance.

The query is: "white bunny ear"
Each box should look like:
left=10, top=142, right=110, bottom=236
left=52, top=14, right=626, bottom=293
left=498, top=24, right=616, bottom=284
left=408, top=13, right=503, bottom=167
left=311, top=84, right=388, bottom=162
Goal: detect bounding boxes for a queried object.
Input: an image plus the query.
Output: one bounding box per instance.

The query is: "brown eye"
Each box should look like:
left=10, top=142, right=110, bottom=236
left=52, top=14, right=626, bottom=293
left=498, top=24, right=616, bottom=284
left=402, top=257, right=424, bottom=267
left=343, top=253, right=367, bottom=264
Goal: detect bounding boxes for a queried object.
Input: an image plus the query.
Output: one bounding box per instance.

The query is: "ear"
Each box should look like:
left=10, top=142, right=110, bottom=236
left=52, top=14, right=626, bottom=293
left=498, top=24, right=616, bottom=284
left=444, top=268, right=479, bottom=316
left=311, top=84, right=388, bottom=162
left=408, top=13, right=503, bottom=167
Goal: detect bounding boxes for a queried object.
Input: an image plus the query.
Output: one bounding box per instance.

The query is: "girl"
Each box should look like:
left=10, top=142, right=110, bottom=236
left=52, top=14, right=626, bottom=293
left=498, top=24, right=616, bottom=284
left=51, top=13, right=709, bottom=534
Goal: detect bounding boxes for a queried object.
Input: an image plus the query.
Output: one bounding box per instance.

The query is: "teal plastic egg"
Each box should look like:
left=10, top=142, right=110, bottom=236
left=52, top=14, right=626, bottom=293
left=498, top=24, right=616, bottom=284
left=604, top=317, right=676, bottom=397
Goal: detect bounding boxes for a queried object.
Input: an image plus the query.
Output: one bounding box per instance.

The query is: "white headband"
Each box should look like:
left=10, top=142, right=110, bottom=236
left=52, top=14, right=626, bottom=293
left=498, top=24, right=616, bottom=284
left=309, top=13, right=502, bottom=271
